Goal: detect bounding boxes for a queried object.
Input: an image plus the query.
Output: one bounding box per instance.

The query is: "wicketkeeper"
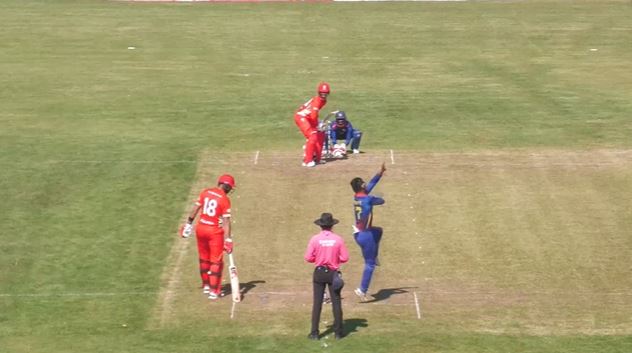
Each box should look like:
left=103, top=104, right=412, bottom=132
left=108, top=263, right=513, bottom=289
left=180, top=174, right=236, bottom=300
left=328, top=111, right=362, bottom=155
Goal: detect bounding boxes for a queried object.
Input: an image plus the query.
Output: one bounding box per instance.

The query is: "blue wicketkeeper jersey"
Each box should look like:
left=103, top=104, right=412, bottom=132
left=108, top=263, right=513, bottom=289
left=330, top=121, right=354, bottom=145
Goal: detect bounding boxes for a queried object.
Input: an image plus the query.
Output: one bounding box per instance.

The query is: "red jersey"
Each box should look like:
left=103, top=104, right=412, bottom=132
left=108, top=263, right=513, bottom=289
left=295, top=95, right=327, bottom=128
left=195, top=187, right=231, bottom=227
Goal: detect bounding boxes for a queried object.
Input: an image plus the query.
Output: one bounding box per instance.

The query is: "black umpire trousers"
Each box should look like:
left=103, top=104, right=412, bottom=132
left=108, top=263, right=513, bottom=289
left=310, top=266, right=344, bottom=336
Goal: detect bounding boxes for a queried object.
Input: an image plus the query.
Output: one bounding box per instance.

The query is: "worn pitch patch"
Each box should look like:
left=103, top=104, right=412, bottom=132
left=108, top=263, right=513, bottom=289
left=148, top=149, right=632, bottom=335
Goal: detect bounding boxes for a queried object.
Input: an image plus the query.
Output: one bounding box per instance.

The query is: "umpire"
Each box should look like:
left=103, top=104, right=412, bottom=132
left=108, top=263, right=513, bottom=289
left=304, top=213, right=350, bottom=340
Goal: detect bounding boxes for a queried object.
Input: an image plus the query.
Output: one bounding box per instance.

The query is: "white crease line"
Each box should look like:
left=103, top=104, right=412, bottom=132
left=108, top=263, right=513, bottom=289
left=414, top=291, right=421, bottom=319
left=0, top=292, right=152, bottom=298
left=46, top=160, right=197, bottom=164
left=148, top=155, right=208, bottom=329
left=390, top=149, right=395, bottom=165
left=148, top=216, right=196, bottom=329
left=0, top=290, right=419, bottom=308
left=7, top=289, right=628, bottom=299
left=254, top=151, right=260, bottom=165
left=336, top=0, right=466, bottom=2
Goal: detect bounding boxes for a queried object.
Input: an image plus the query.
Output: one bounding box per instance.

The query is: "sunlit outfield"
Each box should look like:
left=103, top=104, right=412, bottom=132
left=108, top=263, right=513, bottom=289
left=1, top=1, right=632, bottom=352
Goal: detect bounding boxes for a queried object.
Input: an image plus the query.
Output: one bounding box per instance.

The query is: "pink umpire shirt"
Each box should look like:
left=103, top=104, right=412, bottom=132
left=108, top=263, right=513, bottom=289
left=304, top=230, right=349, bottom=270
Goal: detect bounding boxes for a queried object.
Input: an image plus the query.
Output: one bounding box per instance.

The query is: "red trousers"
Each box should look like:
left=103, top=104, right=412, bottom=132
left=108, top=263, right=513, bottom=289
left=294, top=114, right=324, bottom=164
left=195, top=225, right=225, bottom=295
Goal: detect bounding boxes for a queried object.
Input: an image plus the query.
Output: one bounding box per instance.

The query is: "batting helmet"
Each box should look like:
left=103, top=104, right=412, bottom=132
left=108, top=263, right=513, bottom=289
left=335, top=111, right=347, bottom=121
left=318, top=82, right=330, bottom=94
left=217, top=174, right=236, bottom=188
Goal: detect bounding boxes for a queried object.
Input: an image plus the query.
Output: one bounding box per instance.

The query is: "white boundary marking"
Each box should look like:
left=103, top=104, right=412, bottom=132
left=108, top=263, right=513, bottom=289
left=413, top=291, right=421, bottom=319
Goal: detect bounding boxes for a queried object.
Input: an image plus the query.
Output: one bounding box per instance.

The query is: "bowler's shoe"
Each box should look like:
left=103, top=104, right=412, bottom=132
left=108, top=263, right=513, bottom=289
left=354, top=288, right=367, bottom=301
left=307, top=332, right=319, bottom=340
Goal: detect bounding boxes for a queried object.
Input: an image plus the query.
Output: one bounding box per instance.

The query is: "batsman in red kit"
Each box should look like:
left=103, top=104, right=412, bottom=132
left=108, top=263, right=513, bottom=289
left=180, top=174, right=236, bottom=300
left=294, top=82, right=330, bottom=167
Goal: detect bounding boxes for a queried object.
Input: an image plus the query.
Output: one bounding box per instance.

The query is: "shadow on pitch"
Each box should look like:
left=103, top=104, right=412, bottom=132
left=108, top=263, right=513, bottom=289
left=321, top=318, right=369, bottom=338
left=363, top=287, right=417, bottom=303
left=222, top=280, right=265, bottom=299
left=322, top=154, right=349, bottom=165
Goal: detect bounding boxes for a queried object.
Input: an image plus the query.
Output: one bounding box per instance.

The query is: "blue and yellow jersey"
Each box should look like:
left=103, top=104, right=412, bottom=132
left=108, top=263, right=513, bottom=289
left=353, top=173, right=385, bottom=232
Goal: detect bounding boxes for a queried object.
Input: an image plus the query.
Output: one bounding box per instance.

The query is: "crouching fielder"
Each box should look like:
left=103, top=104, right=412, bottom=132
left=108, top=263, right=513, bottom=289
left=329, top=111, right=362, bottom=154
left=180, top=174, right=236, bottom=300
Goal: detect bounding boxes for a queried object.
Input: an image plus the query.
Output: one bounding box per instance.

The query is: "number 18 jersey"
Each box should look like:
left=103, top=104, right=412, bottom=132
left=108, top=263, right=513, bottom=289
left=195, top=187, right=231, bottom=228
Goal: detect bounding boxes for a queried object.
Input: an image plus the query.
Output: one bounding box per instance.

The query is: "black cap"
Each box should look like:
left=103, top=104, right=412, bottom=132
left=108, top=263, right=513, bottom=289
left=314, top=213, right=339, bottom=227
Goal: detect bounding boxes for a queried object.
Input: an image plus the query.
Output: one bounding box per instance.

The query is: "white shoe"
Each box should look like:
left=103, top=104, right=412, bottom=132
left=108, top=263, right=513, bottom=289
left=203, top=285, right=211, bottom=294
left=354, top=288, right=367, bottom=301
left=353, top=149, right=360, bottom=154
left=208, top=292, right=219, bottom=300
left=304, top=161, right=316, bottom=167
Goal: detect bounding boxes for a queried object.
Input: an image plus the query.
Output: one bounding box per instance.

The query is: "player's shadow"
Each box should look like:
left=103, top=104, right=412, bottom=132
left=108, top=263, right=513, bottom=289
left=322, top=154, right=349, bottom=164
left=321, top=318, right=368, bottom=338
left=222, top=280, right=265, bottom=299
left=363, top=287, right=417, bottom=303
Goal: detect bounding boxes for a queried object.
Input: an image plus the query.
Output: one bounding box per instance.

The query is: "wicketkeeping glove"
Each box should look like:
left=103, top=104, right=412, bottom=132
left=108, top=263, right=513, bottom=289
left=180, top=223, right=193, bottom=238
left=224, top=238, right=234, bottom=254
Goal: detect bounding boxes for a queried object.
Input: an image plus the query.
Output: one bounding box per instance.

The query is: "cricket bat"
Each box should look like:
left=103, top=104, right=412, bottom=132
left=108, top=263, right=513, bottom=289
left=228, top=253, right=241, bottom=303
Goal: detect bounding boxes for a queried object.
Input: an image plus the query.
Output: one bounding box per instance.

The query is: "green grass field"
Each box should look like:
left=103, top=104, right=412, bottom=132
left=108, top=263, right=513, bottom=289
left=2, top=0, right=632, bottom=352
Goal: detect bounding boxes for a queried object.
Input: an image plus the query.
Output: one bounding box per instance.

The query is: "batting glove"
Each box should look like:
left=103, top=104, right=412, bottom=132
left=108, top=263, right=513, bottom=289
left=224, top=238, right=234, bottom=254
left=181, top=223, right=193, bottom=238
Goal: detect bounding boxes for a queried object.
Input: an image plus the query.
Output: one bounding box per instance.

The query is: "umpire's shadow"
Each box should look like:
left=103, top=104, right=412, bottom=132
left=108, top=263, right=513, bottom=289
left=321, top=318, right=368, bottom=338
left=363, top=287, right=417, bottom=303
